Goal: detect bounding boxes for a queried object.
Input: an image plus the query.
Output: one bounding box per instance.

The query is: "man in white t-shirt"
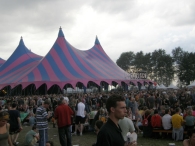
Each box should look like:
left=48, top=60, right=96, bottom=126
left=118, top=115, right=135, bottom=142
left=162, top=108, right=172, bottom=138
left=162, top=109, right=172, bottom=130
left=73, top=98, right=86, bottom=136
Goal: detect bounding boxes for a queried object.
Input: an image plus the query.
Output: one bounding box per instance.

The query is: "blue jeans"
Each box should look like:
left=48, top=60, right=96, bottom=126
left=58, top=126, right=72, bottom=146
left=39, top=129, right=48, bottom=146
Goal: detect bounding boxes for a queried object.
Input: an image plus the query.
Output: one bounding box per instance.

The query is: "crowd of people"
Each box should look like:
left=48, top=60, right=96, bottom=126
left=0, top=88, right=195, bottom=146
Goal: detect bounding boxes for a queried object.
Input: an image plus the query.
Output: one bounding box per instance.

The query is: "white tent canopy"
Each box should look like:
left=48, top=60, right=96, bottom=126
left=156, top=84, right=160, bottom=88
left=188, top=81, right=195, bottom=87
left=141, top=85, right=146, bottom=90
left=167, top=83, right=179, bottom=89
left=156, top=84, right=167, bottom=89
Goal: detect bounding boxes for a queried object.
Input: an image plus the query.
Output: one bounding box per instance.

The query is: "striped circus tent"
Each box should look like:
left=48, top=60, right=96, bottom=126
left=0, top=28, right=152, bottom=92
left=0, top=37, right=42, bottom=89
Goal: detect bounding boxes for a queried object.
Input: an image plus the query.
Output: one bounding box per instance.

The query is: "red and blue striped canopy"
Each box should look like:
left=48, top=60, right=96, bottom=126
left=0, top=28, right=151, bottom=90
left=0, top=58, right=5, bottom=67
left=0, top=37, right=42, bottom=89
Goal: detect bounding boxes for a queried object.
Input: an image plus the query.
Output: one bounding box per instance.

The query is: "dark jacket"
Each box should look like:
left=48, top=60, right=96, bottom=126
left=96, top=118, right=124, bottom=146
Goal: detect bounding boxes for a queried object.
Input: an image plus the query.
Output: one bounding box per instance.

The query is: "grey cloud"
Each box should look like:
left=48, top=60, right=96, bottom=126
left=0, top=0, right=195, bottom=62
left=0, top=1, right=87, bottom=33
left=88, top=0, right=140, bottom=21
left=89, top=0, right=135, bottom=13
left=153, top=1, right=195, bottom=26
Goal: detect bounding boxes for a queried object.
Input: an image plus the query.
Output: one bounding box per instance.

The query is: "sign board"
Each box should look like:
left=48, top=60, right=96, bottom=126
left=126, top=72, right=147, bottom=79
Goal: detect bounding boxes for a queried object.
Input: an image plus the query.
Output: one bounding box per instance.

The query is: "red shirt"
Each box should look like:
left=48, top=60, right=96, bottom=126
left=54, top=104, right=74, bottom=128
left=151, top=114, right=162, bottom=128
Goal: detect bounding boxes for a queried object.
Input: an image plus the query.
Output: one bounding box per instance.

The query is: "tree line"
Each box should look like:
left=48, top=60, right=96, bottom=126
left=116, top=47, right=195, bottom=87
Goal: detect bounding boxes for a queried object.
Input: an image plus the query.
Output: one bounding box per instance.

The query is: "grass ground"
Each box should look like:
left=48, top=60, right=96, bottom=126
left=17, top=123, right=183, bottom=146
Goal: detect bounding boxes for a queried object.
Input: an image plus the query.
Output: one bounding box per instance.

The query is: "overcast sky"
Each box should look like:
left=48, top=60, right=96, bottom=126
left=0, top=0, right=195, bottom=62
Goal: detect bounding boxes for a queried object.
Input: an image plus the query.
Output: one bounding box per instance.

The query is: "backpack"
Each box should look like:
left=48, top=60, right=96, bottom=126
left=142, top=115, right=150, bottom=126
left=151, top=115, right=162, bottom=128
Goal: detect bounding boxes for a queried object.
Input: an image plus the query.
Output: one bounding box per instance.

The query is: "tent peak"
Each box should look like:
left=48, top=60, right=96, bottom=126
left=19, top=36, right=24, bottom=46
left=95, top=36, right=100, bottom=45
left=58, top=27, right=65, bottom=37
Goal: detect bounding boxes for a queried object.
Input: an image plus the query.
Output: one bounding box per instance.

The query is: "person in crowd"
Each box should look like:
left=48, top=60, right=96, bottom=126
left=142, top=109, right=152, bottom=138
left=98, top=108, right=107, bottom=123
left=155, top=93, right=162, bottom=111
left=96, top=94, right=137, bottom=146
left=171, top=107, right=184, bottom=141
left=138, top=95, right=145, bottom=110
left=183, top=129, right=195, bottom=146
left=185, top=93, right=192, bottom=108
left=147, top=93, right=155, bottom=109
left=63, top=96, right=69, bottom=105
left=159, top=106, right=166, bottom=117
left=126, top=107, right=133, bottom=120
left=125, top=94, right=130, bottom=109
left=90, top=95, right=97, bottom=109
left=131, top=98, right=138, bottom=116
left=92, top=120, right=104, bottom=146
left=28, top=112, right=36, bottom=127
left=179, top=92, right=186, bottom=110
left=0, top=111, right=13, bottom=146
left=192, top=106, right=195, bottom=116
left=118, top=111, right=135, bottom=143
left=91, top=108, right=101, bottom=130
left=84, top=94, right=91, bottom=113
left=8, top=103, right=22, bottom=146
left=73, top=98, right=86, bottom=136
left=37, top=97, right=42, bottom=107
left=163, top=95, right=170, bottom=108
left=134, top=110, right=142, bottom=133
left=151, top=109, right=162, bottom=128
left=51, top=97, right=58, bottom=128
left=184, top=109, right=195, bottom=131
left=24, top=125, right=39, bottom=146
left=54, top=97, right=74, bottom=146
left=97, top=94, right=103, bottom=108
left=36, top=100, right=51, bottom=146
left=151, top=109, right=162, bottom=138
left=46, top=141, right=54, bottom=146
left=162, top=108, right=172, bottom=139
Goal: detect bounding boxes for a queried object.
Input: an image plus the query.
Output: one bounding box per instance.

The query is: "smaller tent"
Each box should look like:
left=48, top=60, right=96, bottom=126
left=156, top=84, right=160, bottom=88
left=141, top=85, right=146, bottom=90
left=188, top=81, right=195, bottom=87
left=156, top=84, right=167, bottom=90
left=167, top=83, right=178, bottom=89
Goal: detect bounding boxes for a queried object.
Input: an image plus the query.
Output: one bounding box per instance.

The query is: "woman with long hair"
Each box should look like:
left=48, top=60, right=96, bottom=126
left=0, top=111, right=13, bottom=146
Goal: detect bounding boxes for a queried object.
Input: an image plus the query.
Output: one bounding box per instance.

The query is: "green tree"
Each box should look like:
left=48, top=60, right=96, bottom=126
left=178, top=52, right=195, bottom=85
left=116, top=51, right=135, bottom=71
left=172, top=47, right=184, bottom=63
left=150, top=49, right=174, bottom=86
left=133, top=52, right=151, bottom=77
